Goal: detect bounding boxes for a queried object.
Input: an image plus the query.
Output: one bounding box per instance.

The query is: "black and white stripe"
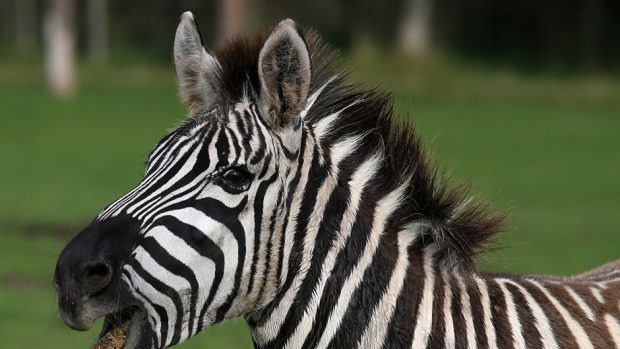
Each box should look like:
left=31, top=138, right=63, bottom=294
left=56, top=12, right=620, bottom=349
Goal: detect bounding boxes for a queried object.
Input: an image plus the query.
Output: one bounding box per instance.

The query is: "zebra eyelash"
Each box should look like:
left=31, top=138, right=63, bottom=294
left=212, top=165, right=254, bottom=194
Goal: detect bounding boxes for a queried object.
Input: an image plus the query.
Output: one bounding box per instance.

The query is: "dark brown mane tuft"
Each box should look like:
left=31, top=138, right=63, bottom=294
left=213, top=31, right=268, bottom=103
left=212, top=25, right=343, bottom=105
left=212, top=24, right=505, bottom=271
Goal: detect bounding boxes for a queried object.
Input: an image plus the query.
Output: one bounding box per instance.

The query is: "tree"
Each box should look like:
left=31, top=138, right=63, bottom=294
left=218, top=0, right=247, bottom=43
left=15, top=0, right=37, bottom=54
left=87, top=0, right=109, bottom=62
left=397, top=0, right=434, bottom=56
left=44, top=0, right=76, bottom=98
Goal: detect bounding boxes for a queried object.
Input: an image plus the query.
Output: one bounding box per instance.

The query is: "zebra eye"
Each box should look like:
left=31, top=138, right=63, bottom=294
left=217, top=167, right=252, bottom=192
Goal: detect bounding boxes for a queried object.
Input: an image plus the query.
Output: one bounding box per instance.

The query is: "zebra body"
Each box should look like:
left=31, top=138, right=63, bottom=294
left=54, top=12, right=620, bottom=349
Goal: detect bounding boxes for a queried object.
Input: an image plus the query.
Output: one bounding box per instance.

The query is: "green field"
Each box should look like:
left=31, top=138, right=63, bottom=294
left=0, top=57, right=618, bottom=348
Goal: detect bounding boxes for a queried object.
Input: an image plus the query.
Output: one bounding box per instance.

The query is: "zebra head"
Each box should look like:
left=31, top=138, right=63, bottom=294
left=54, top=13, right=311, bottom=348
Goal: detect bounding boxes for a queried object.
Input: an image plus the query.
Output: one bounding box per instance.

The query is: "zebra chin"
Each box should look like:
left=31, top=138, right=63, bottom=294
left=92, top=305, right=154, bottom=349
left=55, top=284, right=154, bottom=349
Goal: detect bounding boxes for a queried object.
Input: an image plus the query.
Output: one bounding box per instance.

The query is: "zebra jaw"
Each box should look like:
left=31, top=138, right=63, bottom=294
left=92, top=306, right=149, bottom=349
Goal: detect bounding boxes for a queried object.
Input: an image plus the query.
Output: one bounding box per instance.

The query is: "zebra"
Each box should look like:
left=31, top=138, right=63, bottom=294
left=53, top=11, right=620, bottom=349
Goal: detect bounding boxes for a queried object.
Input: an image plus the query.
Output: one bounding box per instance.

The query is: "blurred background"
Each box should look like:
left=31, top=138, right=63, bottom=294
left=0, top=0, right=618, bottom=347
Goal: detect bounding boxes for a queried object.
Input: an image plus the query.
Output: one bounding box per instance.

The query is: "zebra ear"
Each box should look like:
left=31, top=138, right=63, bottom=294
left=258, top=19, right=311, bottom=128
left=174, top=11, right=221, bottom=114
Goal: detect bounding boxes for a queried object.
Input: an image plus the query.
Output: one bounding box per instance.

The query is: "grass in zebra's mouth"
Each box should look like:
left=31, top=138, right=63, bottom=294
left=92, top=306, right=144, bottom=349
left=93, top=321, right=128, bottom=349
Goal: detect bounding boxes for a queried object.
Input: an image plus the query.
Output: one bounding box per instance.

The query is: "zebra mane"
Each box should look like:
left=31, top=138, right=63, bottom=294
left=211, top=26, right=505, bottom=271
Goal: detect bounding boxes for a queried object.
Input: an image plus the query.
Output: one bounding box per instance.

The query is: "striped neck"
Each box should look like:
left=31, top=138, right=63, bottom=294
left=240, top=119, right=619, bottom=349
left=243, top=129, right=619, bottom=348
left=248, top=237, right=618, bottom=348
left=244, top=125, right=437, bottom=347
left=247, top=218, right=436, bottom=348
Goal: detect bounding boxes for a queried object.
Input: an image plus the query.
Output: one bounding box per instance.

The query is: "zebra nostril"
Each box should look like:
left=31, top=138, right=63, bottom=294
left=82, top=261, right=112, bottom=295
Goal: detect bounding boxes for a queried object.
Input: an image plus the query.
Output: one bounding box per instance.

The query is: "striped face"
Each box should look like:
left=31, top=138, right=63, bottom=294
left=54, top=13, right=313, bottom=349
left=96, top=102, right=296, bottom=347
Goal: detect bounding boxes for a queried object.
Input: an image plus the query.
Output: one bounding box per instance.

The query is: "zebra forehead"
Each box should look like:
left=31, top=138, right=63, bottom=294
left=160, top=108, right=250, bottom=146
left=145, top=108, right=280, bottom=173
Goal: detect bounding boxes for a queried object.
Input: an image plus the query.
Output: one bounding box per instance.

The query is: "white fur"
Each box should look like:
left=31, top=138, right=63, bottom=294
left=409, top=246, right=436, bottom=349
left=455, top=274, right=477, bottom=349
left=358, top=229, right=415, bottom=347
left=590, top=287, right=605, bottom=304
left=500, top=278, right=559, bottom=349
left=528, top=280, right=594, bottom=349
left=605, top=314, right=620, bottom=349
left=565, top=286, right=595, bottom=321
left=474, top=277, right=498, bottom=349
left=497, top=279, right=527, bottom=349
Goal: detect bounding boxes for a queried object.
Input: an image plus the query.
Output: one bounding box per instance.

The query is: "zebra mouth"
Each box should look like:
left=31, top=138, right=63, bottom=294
left=92, top=306, right=149, bottom=349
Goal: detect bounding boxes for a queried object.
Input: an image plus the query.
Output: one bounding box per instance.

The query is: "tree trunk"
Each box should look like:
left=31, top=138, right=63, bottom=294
left=44, top=0, right=76, bottom=98
left=398, top=0, right=434, bottom=56
left=87, top=0, right=109, bottom=63
left=15, top=0, right=37, bottom=54
left=580, top=0, right=602, bottom=70
left=218, top=0, right=247, bottom=43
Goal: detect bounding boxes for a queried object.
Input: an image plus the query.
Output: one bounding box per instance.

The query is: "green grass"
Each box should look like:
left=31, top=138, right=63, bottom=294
left=0, top=56, right=619, bottom=348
